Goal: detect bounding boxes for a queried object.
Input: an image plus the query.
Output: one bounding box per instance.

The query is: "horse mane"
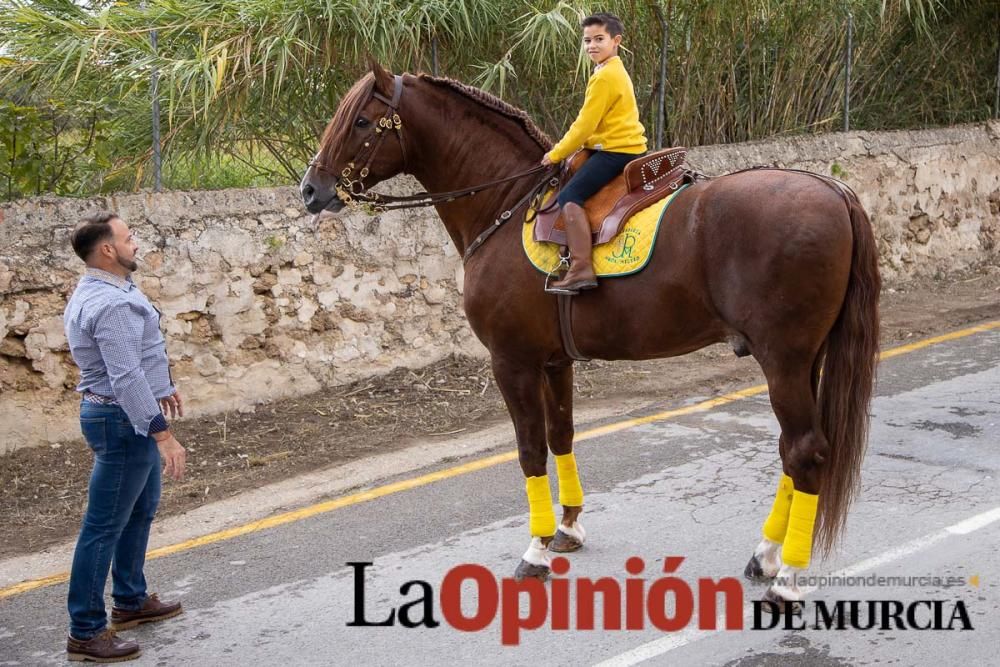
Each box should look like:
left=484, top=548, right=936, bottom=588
left=316, top=73, right=377, bottom=168
left=418, top=74, right=553, bottom=152
left=316, top=72, right=553, bottom=167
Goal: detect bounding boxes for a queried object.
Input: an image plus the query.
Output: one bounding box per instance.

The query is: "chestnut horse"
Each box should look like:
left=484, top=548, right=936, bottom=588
left=301, top=62, right=880, bottom=604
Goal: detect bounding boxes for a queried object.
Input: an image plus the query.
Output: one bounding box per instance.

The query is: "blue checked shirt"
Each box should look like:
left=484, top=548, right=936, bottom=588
left=64, top=268, right=174, bottom=436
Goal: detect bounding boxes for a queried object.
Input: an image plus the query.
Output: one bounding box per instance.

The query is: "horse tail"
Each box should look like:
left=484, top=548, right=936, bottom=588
left=815, top=192, right=881, bottom=555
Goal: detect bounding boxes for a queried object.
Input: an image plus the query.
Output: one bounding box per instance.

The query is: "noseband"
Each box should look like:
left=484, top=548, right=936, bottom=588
left=308, top=74, right=558, bottom=261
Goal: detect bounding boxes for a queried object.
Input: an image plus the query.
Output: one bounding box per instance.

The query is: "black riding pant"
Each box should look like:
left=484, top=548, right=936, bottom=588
left=556, top=150, right=638, bottom=207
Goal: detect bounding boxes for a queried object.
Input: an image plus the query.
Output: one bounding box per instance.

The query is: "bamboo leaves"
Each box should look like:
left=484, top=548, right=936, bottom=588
left=0, top=0, right=994, bottom=196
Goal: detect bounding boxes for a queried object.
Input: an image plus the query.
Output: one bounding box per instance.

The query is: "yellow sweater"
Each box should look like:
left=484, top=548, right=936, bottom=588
left=547, top=56, right=648, bottom=163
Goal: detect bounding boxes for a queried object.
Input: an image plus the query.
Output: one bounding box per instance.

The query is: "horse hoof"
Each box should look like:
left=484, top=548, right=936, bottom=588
left=743, top=555, right=773, bottom=582
left=549, top=529, right=584, bottom=553
left=514, top=559, right=550, bottom=582
left=761, top=586, right=804, bottom=615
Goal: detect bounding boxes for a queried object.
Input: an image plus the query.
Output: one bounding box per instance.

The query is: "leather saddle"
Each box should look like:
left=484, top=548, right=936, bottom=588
left=534, top=146, right=689, bottom=246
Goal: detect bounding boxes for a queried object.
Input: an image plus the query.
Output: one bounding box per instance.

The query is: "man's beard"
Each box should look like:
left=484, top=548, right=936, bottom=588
left=116, top=255, right=138, bottom=273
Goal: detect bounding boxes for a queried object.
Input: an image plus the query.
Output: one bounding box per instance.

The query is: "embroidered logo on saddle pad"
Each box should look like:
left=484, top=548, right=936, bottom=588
left=522, top=185, right=687, bottom=277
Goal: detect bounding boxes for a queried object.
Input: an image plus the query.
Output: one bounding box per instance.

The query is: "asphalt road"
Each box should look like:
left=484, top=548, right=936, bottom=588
left=2, top=324, right=998, bottom=666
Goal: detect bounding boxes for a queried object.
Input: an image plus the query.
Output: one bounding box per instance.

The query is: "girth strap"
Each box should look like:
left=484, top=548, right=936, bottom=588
left=557, top=294, right=590, bottom=362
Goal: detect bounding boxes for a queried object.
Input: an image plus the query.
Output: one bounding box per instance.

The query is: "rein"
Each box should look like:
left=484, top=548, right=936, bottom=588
left=350, top=164, right=556, bottom=212
left=308, top=74, right=559, bottom=260
left=462, top=169, right=557, bottom=262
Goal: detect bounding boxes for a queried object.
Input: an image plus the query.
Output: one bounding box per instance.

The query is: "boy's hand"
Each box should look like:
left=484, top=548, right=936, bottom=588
left=540, top=154, right=554, bottom=167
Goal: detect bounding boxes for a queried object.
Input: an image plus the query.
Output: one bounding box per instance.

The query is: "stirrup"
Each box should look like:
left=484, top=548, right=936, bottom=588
left=546, top=276, right=597, bottom=294
left=545, top=276, right=581, bottom=295
left=544, top=256, right=578, bottom=295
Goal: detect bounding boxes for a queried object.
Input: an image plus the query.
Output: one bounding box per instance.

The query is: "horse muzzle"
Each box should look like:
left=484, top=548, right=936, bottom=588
left=302, top=180, right=345, bottom=216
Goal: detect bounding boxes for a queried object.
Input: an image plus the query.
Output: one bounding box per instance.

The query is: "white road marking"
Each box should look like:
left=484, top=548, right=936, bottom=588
left=593, top=503, right=1000, bottom=667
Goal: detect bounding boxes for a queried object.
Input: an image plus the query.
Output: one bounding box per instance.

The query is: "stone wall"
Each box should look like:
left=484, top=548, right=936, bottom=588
left=0, top=182, right=479, bottom=452
left=686, top=122, right=1000, bottom=281
left=2, top=122, right=998, bottom=454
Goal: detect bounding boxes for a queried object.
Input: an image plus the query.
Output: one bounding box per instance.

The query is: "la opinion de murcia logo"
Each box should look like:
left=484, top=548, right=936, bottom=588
left=346, top=557, right=974, bottom=645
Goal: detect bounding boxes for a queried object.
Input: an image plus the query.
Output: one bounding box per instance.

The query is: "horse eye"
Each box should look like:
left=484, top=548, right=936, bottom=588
left=355, top=117, right=370, bottom=128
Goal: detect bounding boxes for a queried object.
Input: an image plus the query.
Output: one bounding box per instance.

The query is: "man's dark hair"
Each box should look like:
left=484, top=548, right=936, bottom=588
left=581, top=12, right=624, bottom=37
left=71, top=212, right=119, bottom=262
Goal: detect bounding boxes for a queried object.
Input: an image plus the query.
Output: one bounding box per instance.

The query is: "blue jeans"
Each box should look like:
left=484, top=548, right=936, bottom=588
left=67, top=402, right=161, bottom=640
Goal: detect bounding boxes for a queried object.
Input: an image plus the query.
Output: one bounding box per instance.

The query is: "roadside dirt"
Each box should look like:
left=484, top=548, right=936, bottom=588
left=2, top=269, right=998, bottom=560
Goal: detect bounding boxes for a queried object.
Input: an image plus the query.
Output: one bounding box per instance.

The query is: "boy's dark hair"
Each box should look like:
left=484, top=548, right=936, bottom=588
left=581, top=12, right=624, bottom=37
left=71, top=212, right=119, bottom=262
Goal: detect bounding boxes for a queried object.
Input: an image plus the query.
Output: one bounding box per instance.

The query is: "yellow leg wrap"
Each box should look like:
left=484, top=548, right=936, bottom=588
left=782, top=490, right=819, bottom=569
left=554, top=452, right=584, bottom=507
left=526, top=475, right=557, bottom=537
left=762, top=473, right=795, bottom=543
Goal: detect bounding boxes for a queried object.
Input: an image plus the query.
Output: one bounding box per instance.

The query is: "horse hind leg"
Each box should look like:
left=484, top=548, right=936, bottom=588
left=541, top=363, right=586, bottom=554
left=752, top=358, right=830, bottom=606
left=745, top=440, right=792, bottom=582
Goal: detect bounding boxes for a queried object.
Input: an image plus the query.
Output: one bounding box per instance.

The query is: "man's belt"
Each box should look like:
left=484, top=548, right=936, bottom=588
left=82, top=391, right=118, bottom=405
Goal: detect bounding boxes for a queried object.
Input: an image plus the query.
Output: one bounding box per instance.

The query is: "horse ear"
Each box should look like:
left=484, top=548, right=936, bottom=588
left=368, top=57, right=394, bottom=98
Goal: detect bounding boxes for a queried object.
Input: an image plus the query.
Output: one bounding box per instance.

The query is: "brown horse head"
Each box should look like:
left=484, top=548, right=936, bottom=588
left=301, top=60, right=406, bottom=214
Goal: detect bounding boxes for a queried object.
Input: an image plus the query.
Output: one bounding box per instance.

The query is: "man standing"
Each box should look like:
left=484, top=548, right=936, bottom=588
left=63, top=212, right=187, bottom=662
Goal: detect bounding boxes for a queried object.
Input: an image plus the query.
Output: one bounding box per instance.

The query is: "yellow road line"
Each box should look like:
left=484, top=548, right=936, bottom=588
left=2, top=319, right=998, bottom=600
left=879, top=320, right=1000, bottom=359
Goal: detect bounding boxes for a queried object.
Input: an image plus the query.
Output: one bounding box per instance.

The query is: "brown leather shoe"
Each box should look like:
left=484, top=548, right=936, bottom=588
left=67, top=628, right=140, bottom=663
left=110, top=593, right=182, bottom=630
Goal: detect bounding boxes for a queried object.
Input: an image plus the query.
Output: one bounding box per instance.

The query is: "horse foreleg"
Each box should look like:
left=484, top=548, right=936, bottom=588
left=491, top=357, right=556, bottom=581
left=542, top=363, right=586, bottom=553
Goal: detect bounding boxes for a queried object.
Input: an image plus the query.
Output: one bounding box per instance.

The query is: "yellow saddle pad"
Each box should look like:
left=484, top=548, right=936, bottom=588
left=522, top=185, right=687, bottom=277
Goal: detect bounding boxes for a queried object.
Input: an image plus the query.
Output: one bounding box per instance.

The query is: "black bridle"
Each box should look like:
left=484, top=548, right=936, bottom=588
left=307, top=74, right=558, bottom=261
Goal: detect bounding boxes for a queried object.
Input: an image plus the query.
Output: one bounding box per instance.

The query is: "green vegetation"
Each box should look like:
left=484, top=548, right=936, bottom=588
left=0, top=0, right=996, bottom=200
